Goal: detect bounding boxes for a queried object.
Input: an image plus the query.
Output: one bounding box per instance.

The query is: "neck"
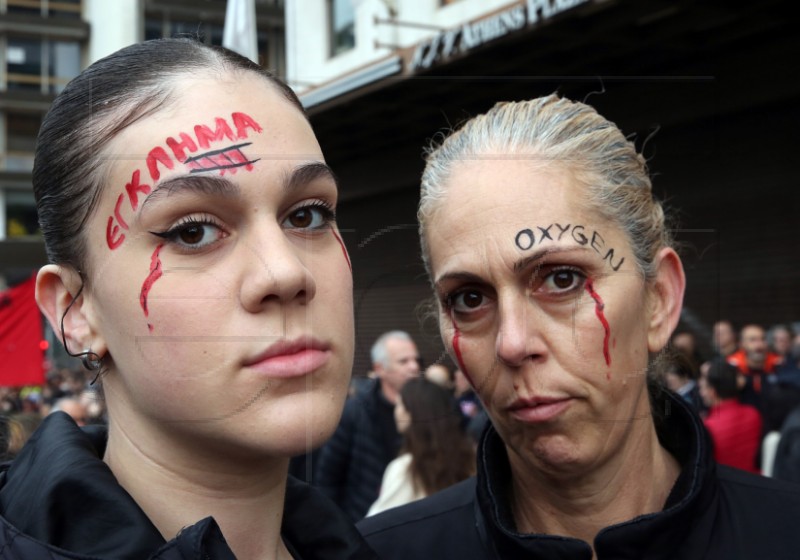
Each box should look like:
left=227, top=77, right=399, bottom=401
left=103, top=417, right=293, bottom=560
left=508, top=418, right=680, bottom=550
left=380, top=380, right=398, bottom=405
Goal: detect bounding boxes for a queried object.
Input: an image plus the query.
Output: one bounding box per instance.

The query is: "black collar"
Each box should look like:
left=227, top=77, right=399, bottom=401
left=474, top=392, right=715, bottom=559
left=0, top=413, right=376, bottom=559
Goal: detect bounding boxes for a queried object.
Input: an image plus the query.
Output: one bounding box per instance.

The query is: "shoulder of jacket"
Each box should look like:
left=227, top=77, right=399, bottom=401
left=357, top=477, right=476, bottom=536
left=717, top=465, right=800, bottom=498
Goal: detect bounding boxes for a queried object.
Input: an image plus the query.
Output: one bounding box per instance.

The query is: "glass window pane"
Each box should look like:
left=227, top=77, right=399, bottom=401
left=145, top=18, right=164, bottom=41
left=50, top=0, right=83, bottom=19
left=6, top=0, right=41, bottom=16
left=330, top=0, right=355, bottom=56
left=5, top=190, right=40, bottom=238
left=209, top=23, right=224, bottom=46
left=5, top=113, right=41, bottom=172
left=48, top=41, right=81, bottom=94
left=6, top=39, right=42, bottom=92
left=7, top=113, right=41, bottom=152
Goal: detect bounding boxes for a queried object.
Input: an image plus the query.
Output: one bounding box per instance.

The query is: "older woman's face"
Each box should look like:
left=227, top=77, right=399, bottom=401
left=80, top=74, right=354, bottom=458
left=427, top=159, right=659, bottom=474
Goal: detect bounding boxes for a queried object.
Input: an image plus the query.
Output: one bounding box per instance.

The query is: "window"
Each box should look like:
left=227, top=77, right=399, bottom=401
left=4, top=38, right=81, bottom=93
left=4, top=0, right=82, bottom=18
left=329, top=0, right=355, bottom=56
left=4, top=190, right=39, bottom=238
left=5, top=113, right=41, bottom=172
left=48, top=41, right=81, bottom=94
left=6, top=38, right=42, bottom=92
left=50, top=0, right=82, bottom=19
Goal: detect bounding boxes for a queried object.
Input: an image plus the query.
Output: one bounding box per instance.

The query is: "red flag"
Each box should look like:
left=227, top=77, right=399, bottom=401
left=0, top=274, right=45, bottom=387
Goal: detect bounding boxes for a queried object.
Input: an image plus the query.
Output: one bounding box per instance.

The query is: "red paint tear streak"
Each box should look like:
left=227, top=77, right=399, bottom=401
left=140, top=244, right=164, bottom=318
left=449, top=310, right=475, bottom=388
left=584, top=278, right=611, bottom=367
left=331, top=230, right=352, bottom=271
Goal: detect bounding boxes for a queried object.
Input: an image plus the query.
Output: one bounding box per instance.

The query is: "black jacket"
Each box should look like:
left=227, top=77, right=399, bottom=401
left=0, top=412, right=377, bottom=560
left=315, top=381, right=401, bottom=521
left=358, top=393, right=800, bottom=559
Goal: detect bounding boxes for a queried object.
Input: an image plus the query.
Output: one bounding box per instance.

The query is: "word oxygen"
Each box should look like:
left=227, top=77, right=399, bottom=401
left=514, top=223, right=625, bottom=271
left=105, top=111, right=262, bottom=250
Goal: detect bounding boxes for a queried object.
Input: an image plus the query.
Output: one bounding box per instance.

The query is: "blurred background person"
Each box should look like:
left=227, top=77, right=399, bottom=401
left=700, top=359, right=762, bottom=474
left=768, top=323, right=793, bottom=366
left=728, top=324, right=782, bottom=408
left=671, top=330, right=704, bottom=373
left=48, top=396, right=88, bottom=427
left=664, top=352, right=705, bottom=415
left=424, top=363, right=454, bottom=391
left=367, top=378, right=475, bottom=516
left=315, top=330, right=421, bottom=520
left=453, top=368, right=481, bottom=421
left=712, top=320, right=738, bottom=358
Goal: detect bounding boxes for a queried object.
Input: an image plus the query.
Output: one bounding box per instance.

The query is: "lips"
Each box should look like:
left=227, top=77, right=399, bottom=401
left=243, top=337, right=331, bottom=379
left=507, top=396, right=573, bottom=423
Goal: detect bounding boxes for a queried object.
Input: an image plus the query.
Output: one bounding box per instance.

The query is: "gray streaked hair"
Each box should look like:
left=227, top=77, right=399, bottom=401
left=371, top=330, right=414, bottom=369
left=418, top=93, right=672, bottom=282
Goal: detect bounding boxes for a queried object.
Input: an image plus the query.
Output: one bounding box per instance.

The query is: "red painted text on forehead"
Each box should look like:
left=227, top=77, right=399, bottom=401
left=106, top=112, right=263, bottom=250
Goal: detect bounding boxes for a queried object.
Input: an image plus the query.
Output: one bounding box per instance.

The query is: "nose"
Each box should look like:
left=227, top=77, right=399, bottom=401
left=238, top=226, right=316, bottom=312
left=495, top=296, right=544, bottom=368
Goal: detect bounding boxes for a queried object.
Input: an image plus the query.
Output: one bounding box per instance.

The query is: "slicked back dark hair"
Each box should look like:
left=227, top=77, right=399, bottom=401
left=33, top=38, right=305, bottom=276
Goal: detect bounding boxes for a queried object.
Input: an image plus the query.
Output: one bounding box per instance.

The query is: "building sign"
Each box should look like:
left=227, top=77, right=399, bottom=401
left=410, top=0, right=589, bottom=71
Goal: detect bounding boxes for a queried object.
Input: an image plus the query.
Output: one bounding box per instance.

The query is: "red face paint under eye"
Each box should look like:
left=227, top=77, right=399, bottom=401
left=449, top=309, right=475, bottom=388
left=584, top=278, right=611, bottom=369
left=331, top=230, right=352, bottom=272
left=140, top=244, right=164, bottom=326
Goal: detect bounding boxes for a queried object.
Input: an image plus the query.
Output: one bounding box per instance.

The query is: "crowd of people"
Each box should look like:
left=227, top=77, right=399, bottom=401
left=1, top=367, right=106, bottom=461
left=666, top=320, right=800, bottom=478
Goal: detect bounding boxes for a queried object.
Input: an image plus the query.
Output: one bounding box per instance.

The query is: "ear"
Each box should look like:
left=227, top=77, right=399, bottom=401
left=36, top=265, right=107, bottom=359
left=646, top=247, right=686, bottom=353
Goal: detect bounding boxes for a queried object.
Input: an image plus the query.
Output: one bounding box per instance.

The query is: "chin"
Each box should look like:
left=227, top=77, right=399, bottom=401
left=260, top=396, right=345, bottom=456
left=526, top=434, right=589, bottom=474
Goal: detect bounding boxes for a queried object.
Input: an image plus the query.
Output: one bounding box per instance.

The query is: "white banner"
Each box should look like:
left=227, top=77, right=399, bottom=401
left=223, top=0, right=259, bottom=63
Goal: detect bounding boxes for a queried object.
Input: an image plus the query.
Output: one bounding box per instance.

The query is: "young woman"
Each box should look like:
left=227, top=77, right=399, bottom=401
left=367, top=377, right=474, bottom=516
left=358, top=95, right=800, bottom=559
left=0, top=39, right=374, bottom=560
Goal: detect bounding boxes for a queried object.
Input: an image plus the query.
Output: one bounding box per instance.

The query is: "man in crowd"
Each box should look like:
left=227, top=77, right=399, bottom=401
left=712, top=320, right=738, bottom=358
left=727, top=324, right=782, bottom=396
left=315, top=330, right=421, bottom=520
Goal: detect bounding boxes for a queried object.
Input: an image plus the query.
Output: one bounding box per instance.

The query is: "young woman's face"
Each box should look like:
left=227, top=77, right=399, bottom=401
left=426, top=159, right=660, bottom=475
left=81, top=74, right=354, bottom=459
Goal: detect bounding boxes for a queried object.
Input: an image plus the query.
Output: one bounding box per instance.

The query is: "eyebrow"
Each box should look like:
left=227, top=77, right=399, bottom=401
left=433, top=271, right=485, bottom=294
left=284, top=161, right=339, bottom=192
left=139, top=161, right=338, bottom=213
left=512, top=246, right=589, bottom=274
left=434, top=246, right=590, bottom=290
left=140, top=175, right=240, bottom=213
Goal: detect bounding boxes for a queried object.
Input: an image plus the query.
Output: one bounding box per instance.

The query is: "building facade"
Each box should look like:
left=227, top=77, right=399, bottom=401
left=287, top=0, right=799, bottom=372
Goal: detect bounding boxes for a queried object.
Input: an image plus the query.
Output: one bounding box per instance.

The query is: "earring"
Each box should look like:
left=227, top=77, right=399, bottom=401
left=81, top=348, right=102, bottom=371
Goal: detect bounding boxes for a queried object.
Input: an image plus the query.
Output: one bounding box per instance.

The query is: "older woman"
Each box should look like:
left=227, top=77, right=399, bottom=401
left=358, top=95, right=800, bottom=559
left=0, top=39, right=374, bottom=559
